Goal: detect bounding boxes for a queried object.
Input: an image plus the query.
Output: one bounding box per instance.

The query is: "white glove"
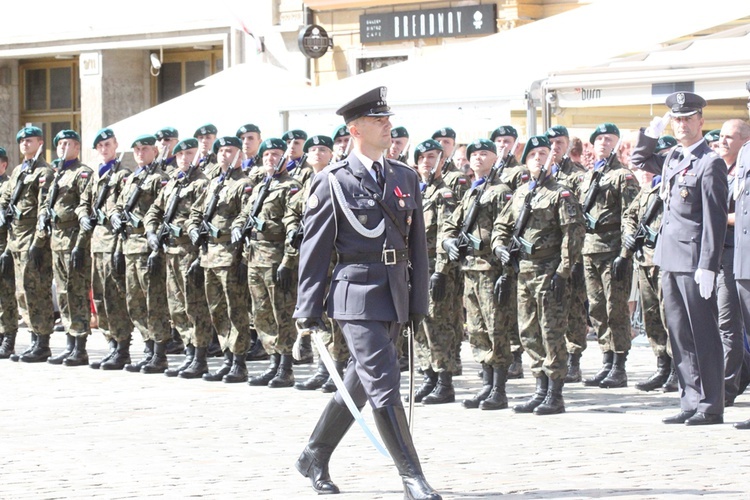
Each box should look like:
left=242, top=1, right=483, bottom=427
left=292, top=332, right=304, bottom=361
left=644, top=111, right=671, bottom=139
left=694, top=268, right=716, bottom=300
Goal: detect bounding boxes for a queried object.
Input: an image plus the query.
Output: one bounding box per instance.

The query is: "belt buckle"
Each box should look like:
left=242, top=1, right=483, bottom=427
left=383, top=248, right=397, bottom=265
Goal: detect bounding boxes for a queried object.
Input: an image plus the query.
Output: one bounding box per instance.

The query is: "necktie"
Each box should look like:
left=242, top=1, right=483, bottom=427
left=373, top=161, right=384, bottom=190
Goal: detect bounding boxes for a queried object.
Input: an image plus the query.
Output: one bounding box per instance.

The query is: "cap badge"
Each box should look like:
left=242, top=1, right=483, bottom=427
left=380, top=87, right=387, bottom=100
left=313, top=137, right=320, bottom=145
left=498, top=127, right=506, bottom=135
left=677, top=93, right=685, bottom=105
left=531, top=137, right=539, bottom=146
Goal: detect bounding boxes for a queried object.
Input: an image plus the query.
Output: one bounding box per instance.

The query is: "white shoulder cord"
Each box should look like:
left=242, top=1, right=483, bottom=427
left=327, top=172, right=384, bottom=239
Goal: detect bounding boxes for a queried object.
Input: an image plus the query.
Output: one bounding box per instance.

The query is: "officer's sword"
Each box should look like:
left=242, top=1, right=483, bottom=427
left=407, top=320, right=415, bottom=432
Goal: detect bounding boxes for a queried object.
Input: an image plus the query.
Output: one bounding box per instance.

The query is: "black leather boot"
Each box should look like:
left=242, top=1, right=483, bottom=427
left=321, top=360, right=346, bottom=393
left=564, top=352, right=582, bottom=383
left=480, top=366, right=508, bottom=410
left=295, top=398, right=356, bottom=494
left=63, top=335, right=89, bottom=366
left=513, top=373, right=549, bottom=413
left=422, top=371, right=455, bottom=405
left=11, top=332, right=37, bottom=362
left=246, top=336, right=269, bottom=361
left=534, top=377, right=565, bottom=415
left=165, top=344, right=195, bottom=377
left=0, top=331, right=16, bottom=359
left=268, top=354, right=295, bottom=388
left=207, top=329, right=223, bottom=357
left=296, top=359, right=330, bottom=390
left=583, top=351, right=614, bottom=386
left=101, top=339, right=131, bottom=370
left=507, top=350, right=524, bottom=379
left=203, top=350, right=234, bottom=381
left=409, top=368, right=437, bottom=403
left=372, top=405, right=442, bottom=500
left=48, top=333, right=75, bottom=365
left=165, top=327, right=185, bottom=355
left=293, top=335, right=314, bottom=365
left=125, top=339, right=154, bottom=372
left=636, top=353, right=670, bottom=392
left=21, top=333, right=52, bottom=363
left=90, top=338, right=117, bottom=369
left=141, top=341, right=169, bottom=373
left=223, top=352, right=248, bottom=383
left=249, top=353, right=280, bottom=386
left=463, top=364, right=492, bottom=409
left=179, top=346, right=209, bottom=379
left=599, top=351, right=628, bottom=388
left=661, top=363, right=678, bottom=392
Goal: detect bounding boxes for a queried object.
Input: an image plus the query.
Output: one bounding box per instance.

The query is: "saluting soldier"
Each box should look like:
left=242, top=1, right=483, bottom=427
left=0, top=147, right=19, bottom=358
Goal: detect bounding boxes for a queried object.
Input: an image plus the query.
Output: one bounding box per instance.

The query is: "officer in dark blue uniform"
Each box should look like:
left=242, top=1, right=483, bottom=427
left=293, top=87, right=440, bottom=499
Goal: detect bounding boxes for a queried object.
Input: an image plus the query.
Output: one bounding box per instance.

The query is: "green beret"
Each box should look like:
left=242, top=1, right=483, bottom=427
left=173, top=138, right=199, bottom=155
left=490, top=125, right=518, bottom=141
left=589, top=122, right=620, bottom=144
left=521, top=135, right=551, bottom=164
left=155, top=127, right=179, bottom=141
left=390, top=126, right=409, bottom=139
left=466, top=138, right=497, bottom=157
left=53, top=129, right=81, bottom=148
left=704, top=129, right=720, bottom=143
left=333, top=124, right=350, bottom=139
left=545, top=125, right=569, bottom=139
left=131, top=134, right=157, bottom=148
left=283, top=129, right=307, bottom=141
left=431, top=127, right=456, bottom=140
left=193, top=124, right=217, bottom=138
left=236, top=123, right=261, bottom=137
left=413, top=139, right=443, bottom=164
left=0, top=147, right=7, bottom=159
left=93, top=128, right=115, bottom=148
left=212, top=136, right=242, bottom=154
left=258, top=138, right=287, bottom=158
left=303, top=135, right=333, bottom=153
left=16, top=126, right=43, bottom=143
left=655, top=135, right=677, bottom=153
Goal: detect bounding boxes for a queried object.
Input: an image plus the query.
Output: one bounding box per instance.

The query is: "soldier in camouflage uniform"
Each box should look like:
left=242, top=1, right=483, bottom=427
left=410, top=139, right=458, bottom=405
left=332, top=124, right=350, bottom=163
left=77, top=128, right=134, bottom=370
left=39, top=130, right=93, bottom=367
left=238, top=123, right=263, bottom=179
left=284, top=130, right=314, bottom=190
left=441, top=138, right=514, bottom=411
left=110, top=134, right=172, bottom=374
left=188, top=136, right=253, bottom=382
left=493, top=136, right=584, bottom=415
left=144, top=138, right=212, bottom=379
left=0, top=126, right=55, bottom=362
left=545, top=126, right=589, bottom=383
left=579, top=123, right=640, bottom=388
left=387, top=126, right=410, bottom=164
left=194, top=123, right=218, bottom=174
left=0, top=147, right=19, bottom=358
left=155, top=127, right=180, bottom=175
left=233, top=138, right=302, bottom=388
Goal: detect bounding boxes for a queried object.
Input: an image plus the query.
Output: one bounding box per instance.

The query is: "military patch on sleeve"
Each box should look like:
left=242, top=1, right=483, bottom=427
left=161, top=180, right=168, bottom=186
left=521, top=174, right=529, bottom=182
left=624, top=173, right=634, bottom=180
left=505, top=193, right=513, bottom=200
left=561, top=190, right=571, bottom=198
left=442, top=190, right=452, bottom=199
left=39, top=177, right=46, bottom=184
left=80, top=172, right=89, bottom=179
left=566, top=200, right=577, bottom=217
left=244, top=185, right=253, bottom=193
left=290, top=187, right=300, bottom=195
left=458, top=178, right=467, bottom=185
left=308, top=193, right=319, bottom=209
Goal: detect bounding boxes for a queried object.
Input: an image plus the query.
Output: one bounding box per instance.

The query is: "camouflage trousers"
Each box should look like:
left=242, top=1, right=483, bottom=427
left=12, top=247, right=54, bottom=335
left=124, top=253, right=170, bottom=343
left=166, top=250, right=212, bottom=348
left=204, top=264, right=250, bottom=355
left=52, top=249, right=91, bottom=337
left=637, top=264, right=669, bottom=357
left=91, top=251, right=133, bottom=343
left=463, top=269, right=512, bottom=368
left=449, top=265, right=466, bottom=358
left=0, top=255, right=18, bottom=335
left=314, top=315, right=350, bottom=363
left=565, top=257, right=589, bottom=355
left=248, top=265, right=297, bottom=356
left=584, top=251, right=632, bottom=353
left=415, top=264, right=459, bottom=373
left=517, top=260, right=569, bottom=380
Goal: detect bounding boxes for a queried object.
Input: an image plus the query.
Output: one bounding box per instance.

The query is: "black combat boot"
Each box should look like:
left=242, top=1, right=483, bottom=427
left=141, top=341, right=169, bottom=374
left=249, top=353, right=280, bottom=386
left=90, top=338, right=117, bottom=369
left=661, top=363, right=678, bottom=392
left=11, top=332, right=37, bottom=362
left=409, top=368, right=437, bottom=403
left=564, top=352, right=582, bottom=383
left=513, top=373, right=549, bottom=413
left=479, top=366, right=508, bottom=410
left=507, top=350, right=524, bottom=379
left=372, top=405, right=442, bottom=500
left=293, top=335, right=314, bottom=365
left=268, top=354, right=295, bottom=388
left=321, top=360, right=346, bottom=393
left=63, top=335, right=89, bottom=366
left=422, top=371, right=455, bottom=405
left=223, top=352, right=248, bottom=383
left=0, top=331, right=16, bottom=359
left=296, top=359, right=329, bottom=391
left=165, top=344, right=195, bottom=377
left=583, top=351, right=614, bottom=386
left=599, top=351, right=628, bottom=388
left=203, top=350, right=234, bottom=381
left=101, top=339, right=131, bottom=370
left=179, top=346, right=208, bottom=379
left=246, top=336, right=269, bottom=361
left=125, top=339, right=154, bottom=372
left=20, top=333, right=52, bottom=363
left=48, top=333, right=75, bottom=365
left=463, top=364, right=492, bottom=409
left=534, top=377, right=565, bottom=415
left=165, top=327, right=185, bottom=355
left=207, top=330, right=223, bottom=357
left=295, top=398, right=357, bottom=494
left=636, top=353, right=671, bottom=392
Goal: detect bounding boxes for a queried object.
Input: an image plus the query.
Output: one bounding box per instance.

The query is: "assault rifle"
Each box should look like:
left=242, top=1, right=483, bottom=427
left=154, top=153, right=200, bottom=250
left=426, top=152, right=443, bottom=187
left=3, top=145, right=44, bottom=232
left=114, top=149, right=166, bottom=240
left=632, top=192, right=663, bottom=261
left=192, top=149, right=242, bottom=251
left=581, top=139, right=621, bottom=232
left=396, top=141, right=411, bottom=164
left=89, top=152, right=125, bottom=229
left=41, top=144, right=69, bottom=235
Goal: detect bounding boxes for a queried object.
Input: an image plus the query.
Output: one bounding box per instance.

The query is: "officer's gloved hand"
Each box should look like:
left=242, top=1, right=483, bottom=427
left=429, top=272, right=446, bottom=302
left=147, top=250, right=161, bottom=274
left=188, top=258, right=204, bottom=287
left=694, top=268, right=716, bottom=300
left=71, top=246, right=85, bottom=270
left=146, top=231, right=160, bottom=252
left=409, top=313, right=425, bottom=329
left=0, top=250, right=13, bottom=277
left=37, top=213, right=48, bottom=233
left=611, top=256, right=628, bottom=281
left=571, top=262, right=584, bottom=288
left=623, top=233, right=638, bottom=252
left=645, top=111, right=671, bottom=139
left=494, top=245, right=511, bottom=266
left=275, top=264, right=292, bottom=293
left=442, top=238, right=461, bottom=262
left=79, top=215, right=94, bottom=233
left=549, top=272, right=565, bottom=304
left=28, top=245, right=43, bottom=270
left=236, top=260, right=248, bottom=286
left=112, top=250, right=125, bottom=276
left=189, top=228, right=201, bottom=246
left=231, top=227, right=243, bottom=245
left=494, top=274, right=511, bottom=305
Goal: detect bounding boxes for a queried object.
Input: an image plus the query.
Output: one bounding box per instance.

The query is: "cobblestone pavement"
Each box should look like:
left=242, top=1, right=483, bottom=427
left=1, top=329, right=749, bottom=499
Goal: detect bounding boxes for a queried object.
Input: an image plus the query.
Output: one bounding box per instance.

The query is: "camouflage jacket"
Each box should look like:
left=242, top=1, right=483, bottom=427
left=421, top=177, right=458, bottom=274
left=0, top=157, right=53, bottom=252
left=441, top=160, right=469, bottom=202
left=38, top=159, right=93, bottom=252
left=622, top=181, right=663, bottom=267
left=552, top=156, right=586, bottom=201
left=76, top=162, right=132, bottom=254
left=499, top=155, right=530, bottom=192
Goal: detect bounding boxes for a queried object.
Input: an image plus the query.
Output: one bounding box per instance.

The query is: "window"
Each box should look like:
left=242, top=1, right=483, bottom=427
left=153, top=49, right=223, bottom=105
left=357, top=55, right=407, bottom=74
